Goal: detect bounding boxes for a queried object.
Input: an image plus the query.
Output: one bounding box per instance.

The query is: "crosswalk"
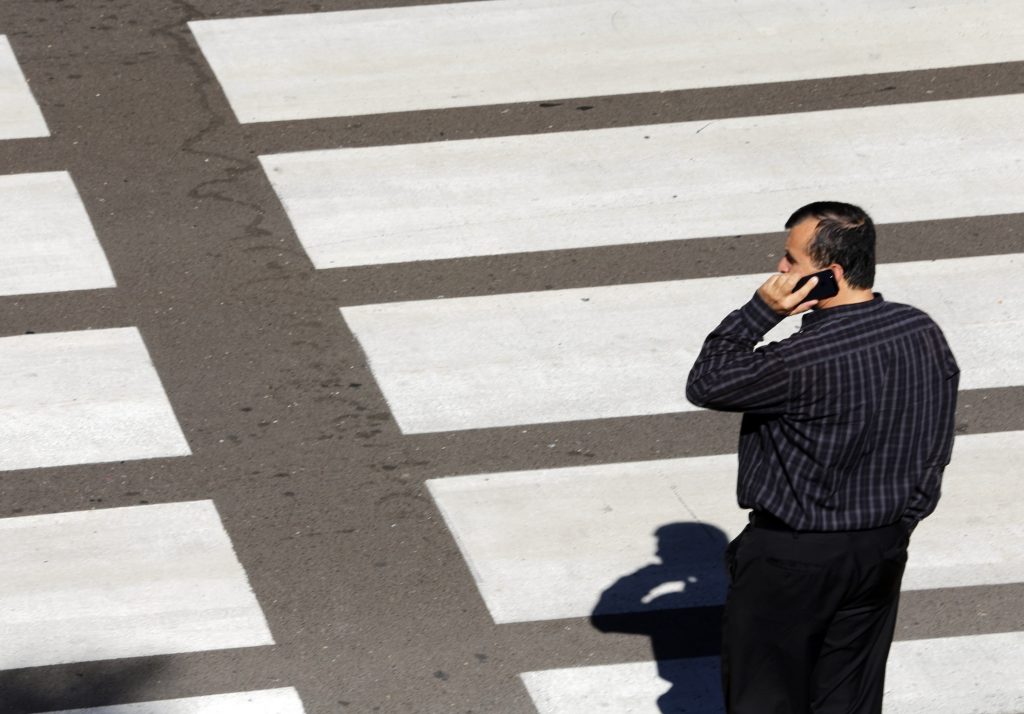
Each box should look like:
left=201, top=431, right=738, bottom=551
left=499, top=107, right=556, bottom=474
left=261, top=93, right=1024, bottom=267
left=0, top=328, right=191, bottom=471
left=0, top=501, right=273, bottom=671
left=0, top=36, right=48, bottom=140
left=189, top=0, right=1024, bottom=121
left=341, top=253, right=1022, bottom=433
left=2, top=2, right=1023, bottom=713
left=522, top=632, right=1024, bottom=714
left=427, top=431, right=1024, bottom=624
left=0, top=31, right=293, bottom=714
left=44, top=688, right=306, bottom=714
left=0, top=172, right=115, bottom=296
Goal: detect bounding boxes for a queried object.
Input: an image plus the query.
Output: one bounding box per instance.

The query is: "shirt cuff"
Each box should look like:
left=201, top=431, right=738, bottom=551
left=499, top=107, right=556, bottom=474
left=740, top=292, right=786, bottom=335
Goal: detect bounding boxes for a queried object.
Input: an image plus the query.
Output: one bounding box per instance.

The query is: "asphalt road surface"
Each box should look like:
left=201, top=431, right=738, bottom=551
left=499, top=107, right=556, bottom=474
left=1, top=1, right=1023, bottom=712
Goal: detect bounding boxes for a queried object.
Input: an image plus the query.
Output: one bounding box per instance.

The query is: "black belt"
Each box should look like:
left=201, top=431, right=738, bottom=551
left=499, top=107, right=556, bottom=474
left=748, top=510, right=796, bottom=531
left=748, top=510, right=912, bottom=534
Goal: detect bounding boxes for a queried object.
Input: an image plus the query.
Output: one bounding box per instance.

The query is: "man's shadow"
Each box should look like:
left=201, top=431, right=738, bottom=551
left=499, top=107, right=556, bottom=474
left=0, top=659, right=163, bottom=714
left=590, top=522, right=729, bottom=713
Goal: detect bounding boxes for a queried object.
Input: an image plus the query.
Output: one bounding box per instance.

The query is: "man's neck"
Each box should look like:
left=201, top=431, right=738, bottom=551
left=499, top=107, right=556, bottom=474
left=818, top=288, right=875, bottom=310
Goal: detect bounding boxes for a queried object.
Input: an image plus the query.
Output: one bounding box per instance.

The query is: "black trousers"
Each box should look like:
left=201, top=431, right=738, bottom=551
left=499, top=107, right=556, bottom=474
left=721, top=519, right=909, bottom=714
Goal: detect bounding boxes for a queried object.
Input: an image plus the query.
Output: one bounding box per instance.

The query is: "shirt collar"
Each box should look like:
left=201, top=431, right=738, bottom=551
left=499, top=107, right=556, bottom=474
left=801, top=292, right=885, bottom=326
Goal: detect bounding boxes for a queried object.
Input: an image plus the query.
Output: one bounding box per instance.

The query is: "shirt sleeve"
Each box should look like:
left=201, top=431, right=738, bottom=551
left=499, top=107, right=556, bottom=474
left=685, top=293, right=792, bottom=414
left=902, top=327, right=961, bottom=525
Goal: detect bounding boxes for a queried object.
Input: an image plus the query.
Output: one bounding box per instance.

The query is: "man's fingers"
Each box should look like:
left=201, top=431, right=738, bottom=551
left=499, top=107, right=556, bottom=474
left=779, top=277, right=816, bottom=315
left=792, top=275, right=818, bottom=299
left=758, top=272, right=821, bottom=316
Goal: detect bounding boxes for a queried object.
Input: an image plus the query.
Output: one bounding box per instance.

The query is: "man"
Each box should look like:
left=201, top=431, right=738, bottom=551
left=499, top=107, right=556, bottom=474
left=686, top=201, right=959, bottom=714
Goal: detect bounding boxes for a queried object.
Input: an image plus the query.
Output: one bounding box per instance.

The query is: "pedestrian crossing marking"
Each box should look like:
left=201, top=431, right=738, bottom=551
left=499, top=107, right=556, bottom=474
left=882, top=632, right=1024, bottom=714
left=0, top=35, right=48, bottom=140
left=428, top=431, right=1024, bottom=623
left=522, top=658, right=720, bottom=714
left=0, top=327, right=191, bottom=472
left=520, top=631, right=1024, bottom=713
left=0, top=501, right=274, bottom=671
left=0, top=1, right=1019, bottom=709
left=43, top=688, right=305, bottom=713
left=0, top=171, right=116, bottom=296
left=263, top=93, right=1024, bottom=268
left=189, top=0, right=1024, bottom=122
left=429, top=453, right=738, bottom=623
left=342, top=253, right=1022, bottom=434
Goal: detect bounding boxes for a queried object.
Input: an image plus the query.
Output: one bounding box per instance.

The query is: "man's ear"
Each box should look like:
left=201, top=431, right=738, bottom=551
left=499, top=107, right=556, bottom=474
left=829, top=263, right=845, bottom=285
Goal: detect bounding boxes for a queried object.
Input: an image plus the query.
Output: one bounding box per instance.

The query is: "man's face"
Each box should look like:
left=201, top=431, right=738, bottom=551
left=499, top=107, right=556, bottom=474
left=777, top=218, right=821, bottom=276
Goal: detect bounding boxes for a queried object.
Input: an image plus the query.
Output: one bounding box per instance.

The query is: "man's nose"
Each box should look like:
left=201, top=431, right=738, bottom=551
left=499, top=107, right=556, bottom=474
left=778, top=258, right=789, bottom=273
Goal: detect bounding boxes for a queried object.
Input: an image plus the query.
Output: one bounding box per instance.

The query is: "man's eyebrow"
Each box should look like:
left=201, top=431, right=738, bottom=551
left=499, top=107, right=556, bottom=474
left=785, top=251, right=797, bottom=263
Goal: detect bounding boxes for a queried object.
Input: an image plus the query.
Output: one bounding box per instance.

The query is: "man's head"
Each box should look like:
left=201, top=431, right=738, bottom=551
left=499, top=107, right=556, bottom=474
left=778, top=202, right=876, bottom=296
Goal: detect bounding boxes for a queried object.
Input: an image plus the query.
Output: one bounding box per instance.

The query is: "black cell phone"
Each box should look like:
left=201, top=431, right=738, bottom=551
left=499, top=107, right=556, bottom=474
left=792, top=269, right=839, bottom=301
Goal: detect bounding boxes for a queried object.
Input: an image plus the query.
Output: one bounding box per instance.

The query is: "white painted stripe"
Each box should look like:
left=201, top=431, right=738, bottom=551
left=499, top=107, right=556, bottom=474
left=343, top=253, right=1023, bottom=434
left=0, top=172, right=116, bottom=296
left=521, top=632, right=1024, bottom=714
left=429, top=454, right=740, bottom=623
left=428, top=431, right=1024, bottom=624
left=522, top=659, right=717, bottom=714
left=905, top=432, right=1024, bottom=594
left=0, top=36, right=48, bottom=139
left=46, top=689, right=305, bottom=714
left=0, top=327, right=192, bottom=471
left=0, top=501, right=274, bottom=670
left=189, top=0, right=1024, bottom=122
left=264, top=93, right=1024, bottom=268
left=882, top=633, right=1024, bottom=714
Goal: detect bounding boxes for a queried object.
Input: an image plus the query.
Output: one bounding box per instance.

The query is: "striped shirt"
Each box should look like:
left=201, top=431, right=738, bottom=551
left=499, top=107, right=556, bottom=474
left=686, top=293, right=959, bottom=531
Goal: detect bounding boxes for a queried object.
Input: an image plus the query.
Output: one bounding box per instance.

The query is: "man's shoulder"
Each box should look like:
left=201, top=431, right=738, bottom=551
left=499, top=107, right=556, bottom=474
left=878, top=301, right=959, bottom=373
left=875, top=298, right=930, bottom=318
left=874, top=300, right=945, bottom=333
left=769, top=298, right=949, bottom=363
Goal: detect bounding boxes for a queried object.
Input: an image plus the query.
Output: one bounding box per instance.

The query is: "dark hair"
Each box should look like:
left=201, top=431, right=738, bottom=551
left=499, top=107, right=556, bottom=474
left=785, top=201, right=876, bottom=289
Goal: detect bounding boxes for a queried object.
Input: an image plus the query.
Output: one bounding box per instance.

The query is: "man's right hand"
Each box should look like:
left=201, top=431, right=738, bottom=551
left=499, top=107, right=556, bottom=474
left=757, top=273, right=818, bottom=316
